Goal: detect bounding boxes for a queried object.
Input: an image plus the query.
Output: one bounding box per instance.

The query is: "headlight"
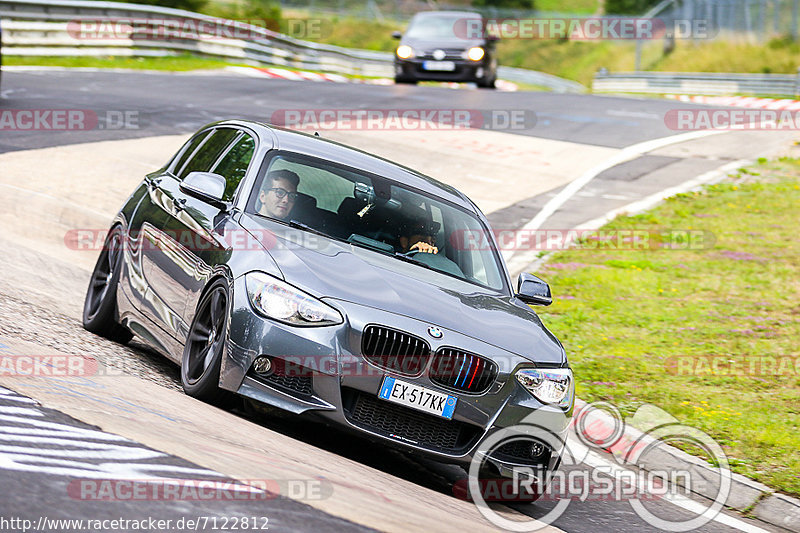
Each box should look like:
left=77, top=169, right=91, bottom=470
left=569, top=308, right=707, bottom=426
left=245, top=272, right=342, bottom=327
left=466, top=47, right=485, bottom=61
left=515, top=368, right=573, bottom=407
left=396, top=45, right=414, bottom=59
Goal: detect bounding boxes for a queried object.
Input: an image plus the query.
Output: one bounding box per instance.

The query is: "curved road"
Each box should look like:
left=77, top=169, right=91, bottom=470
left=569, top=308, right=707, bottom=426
left=0, top=68, right=794, bottom=533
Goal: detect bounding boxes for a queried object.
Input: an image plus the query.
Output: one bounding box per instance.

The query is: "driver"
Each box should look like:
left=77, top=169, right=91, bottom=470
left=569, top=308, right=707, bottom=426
left=399, top=218, right=439, bottom=254
left=258, top=169, right=300, bottom=220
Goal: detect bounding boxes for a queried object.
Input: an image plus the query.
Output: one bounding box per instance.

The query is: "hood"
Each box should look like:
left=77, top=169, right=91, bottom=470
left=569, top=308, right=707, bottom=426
left=241, top=216, right=565, bottom=365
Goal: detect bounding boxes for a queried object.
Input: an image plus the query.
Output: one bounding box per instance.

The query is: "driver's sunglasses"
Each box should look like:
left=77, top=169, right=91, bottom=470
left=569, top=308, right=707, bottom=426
left=268, top=188, right=298, bottom=200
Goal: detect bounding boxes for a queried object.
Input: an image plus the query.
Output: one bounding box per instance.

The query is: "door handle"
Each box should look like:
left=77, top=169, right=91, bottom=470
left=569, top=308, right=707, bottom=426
left=174, top=197, right=186, bottom=211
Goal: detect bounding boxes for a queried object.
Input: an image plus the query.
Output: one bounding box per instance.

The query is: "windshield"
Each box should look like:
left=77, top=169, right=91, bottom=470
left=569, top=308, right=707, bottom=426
left=248, top=152, right=506, bottom=291
left=406, top=14, right=478, bottom=40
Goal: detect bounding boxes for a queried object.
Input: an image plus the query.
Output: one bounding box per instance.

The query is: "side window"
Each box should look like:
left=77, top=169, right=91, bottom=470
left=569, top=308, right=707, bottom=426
left=212, top=133, right=256, bottom=202
left=178, top=128, right=239, bottom=180
left=171, top=130, right=211, bottom=175
left=269, top=158, right=352, bottom=212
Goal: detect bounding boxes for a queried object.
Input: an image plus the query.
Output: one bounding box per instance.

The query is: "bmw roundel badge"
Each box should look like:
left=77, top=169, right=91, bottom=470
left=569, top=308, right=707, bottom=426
left=427, top=326, right=443, bottom=339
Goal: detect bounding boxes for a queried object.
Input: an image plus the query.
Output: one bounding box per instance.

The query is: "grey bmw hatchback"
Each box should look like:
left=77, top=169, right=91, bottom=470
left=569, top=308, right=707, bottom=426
left=83, top=120, right=573, bottom=480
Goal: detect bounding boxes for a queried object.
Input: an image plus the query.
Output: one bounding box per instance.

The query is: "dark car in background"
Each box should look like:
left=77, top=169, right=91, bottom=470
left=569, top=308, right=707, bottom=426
left=393, top=11, right=499, bottom=88
left=82, top=120, right=573, bottom=480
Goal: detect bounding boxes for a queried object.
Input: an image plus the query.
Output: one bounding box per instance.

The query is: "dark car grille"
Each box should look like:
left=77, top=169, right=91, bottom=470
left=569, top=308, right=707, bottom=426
left=342, top=388, right=481, bottom=453
left=261, top=373, right=313, bottom=395
left=249, top=359, right=313, bottom=396
left=361, top=325, right=431, bottom=376
left=492, top=439, right=551, bottom=466
left=420, top=48, right=465, bottom=60
left=429, top=348, right=497, bottom=394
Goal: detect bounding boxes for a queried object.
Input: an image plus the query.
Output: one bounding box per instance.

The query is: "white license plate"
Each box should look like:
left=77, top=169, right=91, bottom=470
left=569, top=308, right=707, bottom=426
left=378, top=376, right=457, bottom=419
left=422, top=60, right=455, bottom=71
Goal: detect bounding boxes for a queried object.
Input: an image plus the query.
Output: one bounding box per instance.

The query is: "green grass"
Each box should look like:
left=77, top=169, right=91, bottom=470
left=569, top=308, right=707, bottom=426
left=534, top=0, right=601, bottom=14
left=535, top=159, right=800, bottom=495
left=2, top=55, right=233, bottom=71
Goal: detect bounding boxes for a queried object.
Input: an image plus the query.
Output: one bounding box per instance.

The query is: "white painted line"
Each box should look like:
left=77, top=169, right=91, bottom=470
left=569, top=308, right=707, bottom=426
left=502, top=129, right=726, bottom=272
left=0, top=182, right=111, bottom=220
left=519, top=159, right=748, bottom=274
left=575, top=159, right=749, bottom=231
left=575, top=443, right=774, bottom=533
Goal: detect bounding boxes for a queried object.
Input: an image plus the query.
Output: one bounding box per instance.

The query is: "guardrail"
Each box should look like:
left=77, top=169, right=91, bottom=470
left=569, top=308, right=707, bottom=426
left=0, top=0, right=586, bottom=92
left=593, top=70, right=800, bottom=96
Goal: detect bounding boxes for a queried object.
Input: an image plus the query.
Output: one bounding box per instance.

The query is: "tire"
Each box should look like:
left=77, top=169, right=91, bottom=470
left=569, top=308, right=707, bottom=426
left=82, top=225, right=133, bottom=344
left=394, top=76, right=418, bottom=85
left=181, top=279, right=229, bottom=402
left=477, top=76, right=496, bottom=89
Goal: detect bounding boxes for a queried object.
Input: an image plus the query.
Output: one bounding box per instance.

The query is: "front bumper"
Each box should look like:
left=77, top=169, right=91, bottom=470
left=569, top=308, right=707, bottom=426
left=394, top=59, right=491, bottom=83
left=221, top=276, right=572, bottom=475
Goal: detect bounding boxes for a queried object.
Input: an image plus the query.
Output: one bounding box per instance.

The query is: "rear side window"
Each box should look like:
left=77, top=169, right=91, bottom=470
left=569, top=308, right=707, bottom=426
left=212, top=133, right=256, bottom=202
left=178, top=128, right=239, bottom=179
left=171, top=130, right=211, bottom=175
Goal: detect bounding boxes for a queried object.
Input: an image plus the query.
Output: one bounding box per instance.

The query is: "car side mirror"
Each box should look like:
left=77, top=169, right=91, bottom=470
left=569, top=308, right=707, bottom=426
left=180, top=171, right=227, bottom=208
left=516, top=273, right=552, bottom=306
left=392, top=31, right=402, bottom=39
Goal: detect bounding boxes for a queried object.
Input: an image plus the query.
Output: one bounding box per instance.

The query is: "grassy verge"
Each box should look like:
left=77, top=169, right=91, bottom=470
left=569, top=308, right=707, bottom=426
left=535, top=159, right=800, bottom=495
left=280, top=13, right=800, bottom=87
left=1, top=55, right=390, bottom=79
left=2, top=55, right=234, bottom=71
left=10, top=10, right=800, bottom=89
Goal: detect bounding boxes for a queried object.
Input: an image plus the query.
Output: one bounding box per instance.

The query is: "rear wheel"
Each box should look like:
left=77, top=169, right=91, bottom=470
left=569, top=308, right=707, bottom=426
left=394, top=76, right=418, bottom=85
left=82, top=225, right=133, bottom=343
left=181, top=279, right=229, bottom=402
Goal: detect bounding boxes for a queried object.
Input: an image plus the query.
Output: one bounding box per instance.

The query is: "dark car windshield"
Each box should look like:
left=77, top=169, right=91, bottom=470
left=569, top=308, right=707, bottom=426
left=406, top=14, right=479, bottom=40
left=248, top=152, right=506, bottom=291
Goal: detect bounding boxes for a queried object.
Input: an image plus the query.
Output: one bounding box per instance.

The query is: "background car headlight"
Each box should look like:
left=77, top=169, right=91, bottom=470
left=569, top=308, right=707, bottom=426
left=515, top=368, right=573, bottom=407
left=245, top=272, right=342, bottom=326
left=396, top=45, right=414, bottom=59
left=466, top=47, right=485, bottom=61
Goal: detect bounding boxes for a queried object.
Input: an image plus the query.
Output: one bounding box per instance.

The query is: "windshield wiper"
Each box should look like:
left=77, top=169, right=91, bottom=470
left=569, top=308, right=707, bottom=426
left=392, top=251, right=439, bottom=273
left=286, top=219, right=339, bottom=242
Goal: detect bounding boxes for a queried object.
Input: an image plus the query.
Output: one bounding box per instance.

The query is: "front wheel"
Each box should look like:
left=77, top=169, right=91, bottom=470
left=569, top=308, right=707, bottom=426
left=181, top=279, right=229, bottom=402
left=477, top=76, right=496, bottom=89
left=82, top=225, right=133, bottom=344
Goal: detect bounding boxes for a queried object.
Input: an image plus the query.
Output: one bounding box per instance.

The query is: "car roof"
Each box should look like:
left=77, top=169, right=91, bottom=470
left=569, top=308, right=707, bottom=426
left=217, top=119, right=476, bottom=212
